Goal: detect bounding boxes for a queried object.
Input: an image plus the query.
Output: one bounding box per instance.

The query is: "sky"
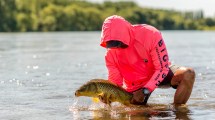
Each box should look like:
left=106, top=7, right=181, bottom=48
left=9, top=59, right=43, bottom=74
left=88, top=0, right=215, bottom=17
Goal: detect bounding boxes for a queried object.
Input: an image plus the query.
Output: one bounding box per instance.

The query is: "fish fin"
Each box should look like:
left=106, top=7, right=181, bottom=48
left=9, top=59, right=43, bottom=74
left=92, top=97, right=100, bottom=103
left=106, top=98, right=111, bottom=107
left=98, top=92, right=104, bottom=96
left=107, top=103, right=111, bottom=107
left=98, top=93, right=110, bottom=105
left=123, top=101, right=131, bottom=106
left=97, top=93, right=104, bottom=102
left=109, top=94, right=115, bottom=101
left=105, top=93, right=112, bottom=107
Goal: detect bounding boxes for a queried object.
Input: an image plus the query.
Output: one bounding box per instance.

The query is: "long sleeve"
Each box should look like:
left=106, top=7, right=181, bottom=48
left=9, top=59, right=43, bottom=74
left=144, top=31, right=169, bottom=92
left=105, top=51, right=123, bottom=86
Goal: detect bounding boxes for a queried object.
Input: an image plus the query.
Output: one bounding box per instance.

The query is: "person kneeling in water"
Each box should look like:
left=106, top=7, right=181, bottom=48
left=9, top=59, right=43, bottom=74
left=99, top=15, right=195, bottom=105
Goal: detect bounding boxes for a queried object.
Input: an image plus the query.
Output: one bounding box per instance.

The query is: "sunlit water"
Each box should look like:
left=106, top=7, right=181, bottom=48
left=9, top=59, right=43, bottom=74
left=0, top=31, right=214, bottom=120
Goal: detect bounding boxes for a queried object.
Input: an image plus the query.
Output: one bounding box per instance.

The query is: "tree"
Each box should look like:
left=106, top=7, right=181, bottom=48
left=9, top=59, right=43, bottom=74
left=0, top=0, right=16, bottom=32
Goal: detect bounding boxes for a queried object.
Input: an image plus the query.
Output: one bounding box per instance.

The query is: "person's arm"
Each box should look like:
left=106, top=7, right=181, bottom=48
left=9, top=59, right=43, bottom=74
left=144, top=31, right=169, bottom=92
left=105, top=51, right=123, bottom=86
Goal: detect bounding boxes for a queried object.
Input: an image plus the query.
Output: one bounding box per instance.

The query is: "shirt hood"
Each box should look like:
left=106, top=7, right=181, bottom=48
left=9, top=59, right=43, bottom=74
left=100, top=15, right=133, bottom=48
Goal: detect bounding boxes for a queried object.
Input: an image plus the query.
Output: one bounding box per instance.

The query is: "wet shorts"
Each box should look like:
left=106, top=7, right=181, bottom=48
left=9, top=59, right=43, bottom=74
left=159, top=64, right=181, bottom=89
left=141, top=65, right=181, bottom=105
left=134, top=65, right=181, bottom=105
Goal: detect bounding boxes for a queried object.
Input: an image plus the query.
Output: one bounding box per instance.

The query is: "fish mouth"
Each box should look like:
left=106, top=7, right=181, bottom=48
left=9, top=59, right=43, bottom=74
left=75, top=91, right=80, bottom=97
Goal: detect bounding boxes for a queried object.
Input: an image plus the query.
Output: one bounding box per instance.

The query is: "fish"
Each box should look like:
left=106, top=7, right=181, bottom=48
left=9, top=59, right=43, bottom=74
left=75, top=79, right=133, bottom=106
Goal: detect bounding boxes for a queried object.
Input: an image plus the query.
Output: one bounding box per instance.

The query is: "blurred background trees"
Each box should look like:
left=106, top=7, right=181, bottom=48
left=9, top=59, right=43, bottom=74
left=0, top=0, right=215, bottom=32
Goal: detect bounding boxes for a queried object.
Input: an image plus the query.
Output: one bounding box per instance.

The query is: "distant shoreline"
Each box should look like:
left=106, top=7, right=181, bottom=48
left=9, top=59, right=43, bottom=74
left=1, top=1, right=215, bottom=32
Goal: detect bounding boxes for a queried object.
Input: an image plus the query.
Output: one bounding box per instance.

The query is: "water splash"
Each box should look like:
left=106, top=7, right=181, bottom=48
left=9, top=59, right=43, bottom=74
left=69, top=96, right=188, bottom=119
left=69, top=99, right=81, bottom=120
left=69, top=97, right=107, bottom=111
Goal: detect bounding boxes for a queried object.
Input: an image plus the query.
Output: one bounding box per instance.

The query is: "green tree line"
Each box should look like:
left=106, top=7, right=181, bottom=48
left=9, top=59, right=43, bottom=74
left=1, top=0, right=215, bottom=32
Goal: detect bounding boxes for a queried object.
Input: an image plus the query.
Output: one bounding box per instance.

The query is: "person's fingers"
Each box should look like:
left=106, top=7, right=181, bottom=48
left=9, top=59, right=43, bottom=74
left=131, top=94, right=145, bottom=104
left=131, top=97, right=139, bottom=104
left=131, top=98, right=142, bottom=105
left=130, top=98, right=134, bottom=103
left=130, top=98, right=135, bottom=104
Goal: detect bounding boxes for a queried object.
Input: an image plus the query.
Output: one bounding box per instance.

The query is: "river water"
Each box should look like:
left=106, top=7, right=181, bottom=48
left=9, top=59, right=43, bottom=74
left=0, top=31, right=214, bottom=120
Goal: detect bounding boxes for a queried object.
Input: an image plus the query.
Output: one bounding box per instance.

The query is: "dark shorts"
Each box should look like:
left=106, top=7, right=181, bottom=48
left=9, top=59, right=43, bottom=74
left=134, top=65, right=181, bottom=105
left=159, top=64, right=181, bottom=89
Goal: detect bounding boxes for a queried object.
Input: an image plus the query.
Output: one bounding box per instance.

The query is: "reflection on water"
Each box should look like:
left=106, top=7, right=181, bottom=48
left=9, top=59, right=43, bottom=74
left=0, top=31, right=215, bottom=119
left=70, top=98, right=191, bottom=120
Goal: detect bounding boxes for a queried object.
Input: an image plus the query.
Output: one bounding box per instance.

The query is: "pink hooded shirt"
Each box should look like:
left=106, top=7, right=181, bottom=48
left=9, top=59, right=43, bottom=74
left=100, top=15, right=170, bottom=92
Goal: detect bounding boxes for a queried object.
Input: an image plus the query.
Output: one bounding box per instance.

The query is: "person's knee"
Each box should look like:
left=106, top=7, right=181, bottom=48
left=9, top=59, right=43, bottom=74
left=186, top=68, right=195, bottom=79
left=184, top=67, right=195, bottom=82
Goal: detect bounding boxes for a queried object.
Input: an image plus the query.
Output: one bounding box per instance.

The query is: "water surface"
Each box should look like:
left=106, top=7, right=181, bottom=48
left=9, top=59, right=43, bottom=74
left=0, top=31, right=215, bottom=120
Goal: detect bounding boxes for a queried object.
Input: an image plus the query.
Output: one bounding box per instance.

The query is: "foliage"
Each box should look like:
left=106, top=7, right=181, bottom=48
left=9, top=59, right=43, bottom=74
left=0, top=0, right=215, bottom=32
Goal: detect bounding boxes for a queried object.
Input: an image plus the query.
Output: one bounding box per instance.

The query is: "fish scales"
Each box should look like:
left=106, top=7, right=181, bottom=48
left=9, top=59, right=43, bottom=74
left=92, top=79, right=131, bottom=101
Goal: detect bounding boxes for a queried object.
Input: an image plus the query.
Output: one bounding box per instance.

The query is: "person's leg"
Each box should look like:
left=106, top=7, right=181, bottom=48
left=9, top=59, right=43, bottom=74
left=171, top=67, right=195, bottom=104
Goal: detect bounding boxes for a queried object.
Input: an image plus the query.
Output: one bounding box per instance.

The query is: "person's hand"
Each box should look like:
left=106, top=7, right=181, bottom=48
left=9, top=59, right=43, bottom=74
left=131, top=89, right=145, bottom=104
